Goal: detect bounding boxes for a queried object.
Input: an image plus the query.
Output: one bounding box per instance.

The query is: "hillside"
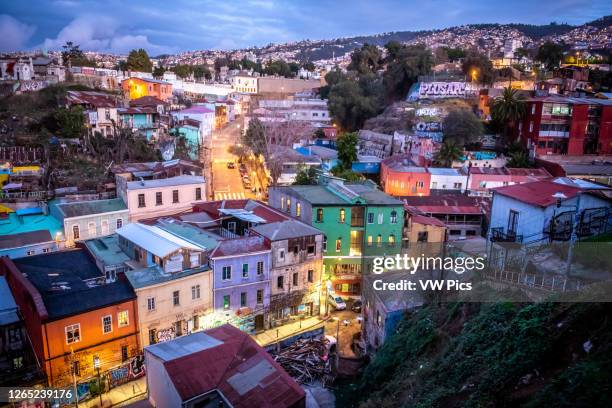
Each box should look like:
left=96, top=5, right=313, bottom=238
left=338, top=290, right=612, bottom=407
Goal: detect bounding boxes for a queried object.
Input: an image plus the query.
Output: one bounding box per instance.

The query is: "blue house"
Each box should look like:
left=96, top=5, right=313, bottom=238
left=119, top=107, right=160, bottom=140
left=489, top=179, right=612, bottom=244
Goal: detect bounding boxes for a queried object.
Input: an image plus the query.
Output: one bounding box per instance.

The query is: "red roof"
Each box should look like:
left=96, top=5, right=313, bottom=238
left=210, top=235, right=270, bottom=258
left=492, top=180, right=581, bottom=207
left=411, top=213, right=447, bottom=227
left=402, top=195, right=485, bottom=215
left=194, top=200, right=290, bottom=223
left=130, top=95, right=167, bottom=107
left=66, top=90, right=117, bottom=108
left=162, top=325, right=305, bottom=407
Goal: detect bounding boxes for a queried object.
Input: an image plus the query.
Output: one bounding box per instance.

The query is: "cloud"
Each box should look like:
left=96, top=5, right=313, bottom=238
left=38, top=14, right=174, bottom=54
left=0, top=14, right=36, bottom=52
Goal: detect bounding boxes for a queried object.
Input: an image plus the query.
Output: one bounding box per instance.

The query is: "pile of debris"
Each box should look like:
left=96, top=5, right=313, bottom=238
left=272, top=337, right=335, bottom=386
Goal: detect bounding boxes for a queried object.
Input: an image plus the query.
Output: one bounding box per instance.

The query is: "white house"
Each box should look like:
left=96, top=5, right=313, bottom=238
left=489, top=179, right=611, bottom=244
left=428, top=168, right=468, bottom=193
left=117, top=175, right=206, bottom=221
left=230, top=72, right=258, bottom=93
left=65, top=90, right=119, bottom=137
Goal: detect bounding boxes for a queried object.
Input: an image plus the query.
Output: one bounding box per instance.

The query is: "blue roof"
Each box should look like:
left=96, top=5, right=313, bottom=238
left=15, top=207, right=43, bottom=216
left=0, top=276, right=19, bottom=325
left=0, top=212, right=63, bottom=238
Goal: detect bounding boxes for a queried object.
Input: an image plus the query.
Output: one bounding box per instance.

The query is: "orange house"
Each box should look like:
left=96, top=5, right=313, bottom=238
left=381, top=155, right=431, bottom=197
left=122, top=77, right=173, bottom=102
left=0, top=250, right=139, bottom=387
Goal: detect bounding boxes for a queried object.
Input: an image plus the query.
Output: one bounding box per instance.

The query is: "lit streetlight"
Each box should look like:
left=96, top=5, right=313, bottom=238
left=93, top=355, right=103, bottom=407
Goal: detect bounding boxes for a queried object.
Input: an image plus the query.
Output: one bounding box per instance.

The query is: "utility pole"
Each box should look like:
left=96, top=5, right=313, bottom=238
left=70, top=349, right=78, bottom=408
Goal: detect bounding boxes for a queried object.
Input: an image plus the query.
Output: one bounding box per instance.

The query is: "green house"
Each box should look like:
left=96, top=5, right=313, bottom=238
left=269, top=180, right=404, bottom=297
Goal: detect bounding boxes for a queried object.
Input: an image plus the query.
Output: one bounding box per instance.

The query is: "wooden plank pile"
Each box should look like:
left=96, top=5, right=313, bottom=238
left=272, top=337, right=335, bottom=386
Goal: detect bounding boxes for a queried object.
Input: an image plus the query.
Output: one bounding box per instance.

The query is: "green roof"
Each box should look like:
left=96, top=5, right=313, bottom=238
left=84, top=234, right=131, bottom=267
left=125, top=264, right=211, bottom=289
left=55, top=198, right=127, bottom=219
left=276, top=182, right=403, bottom=207
left=0, top=213, right=63, bottom=238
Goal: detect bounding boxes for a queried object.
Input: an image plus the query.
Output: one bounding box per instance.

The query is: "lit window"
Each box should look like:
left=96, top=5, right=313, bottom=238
left=335, top=238, right=342, bottom=252
left=339, top=208, right=346, bottom=223
left=296, top=202, right=301, bottom=217
left=66, top=324, right=81, bottom=344
left=390, top=211, right=398, bottom=224
left=102, top=315, right=112, bottom=334
left=118, top=311, right=129, bottom=327
left=377, top=234, right=382, bottom=247
left=388, top=234, right=395, bottom=247
left=72, top=225, right=80, bottom=240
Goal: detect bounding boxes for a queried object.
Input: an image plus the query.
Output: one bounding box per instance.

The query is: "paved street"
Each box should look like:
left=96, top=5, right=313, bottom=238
left=324, top=309, right=362, bottom=358
left=210, top=118, right=248, bottom=200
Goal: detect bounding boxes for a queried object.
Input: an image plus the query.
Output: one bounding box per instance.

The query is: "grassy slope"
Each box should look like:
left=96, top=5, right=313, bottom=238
left=340, top=298, right=612, bottom=408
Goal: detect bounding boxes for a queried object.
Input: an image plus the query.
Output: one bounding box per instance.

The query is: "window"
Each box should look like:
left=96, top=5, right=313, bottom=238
left=147, top=297, right=156, bottom=311
left=72, top=225, right=80, bottom=240
left=278, top=249, right=285, bottom=261
left=307, top=244, right=315, bottom=255
left=296, top=202, right=301, bottom=217
left=222, top=266, right=232, bottom=280
left=102, top=315, right=112, bottom=334
left=149, top=329, right=157, bottom=345
left=118, top=311, right=129, bottom=327
left=223, top=295, right=230, bottom=310
left=156, top=191, right=163, bottom=205
left=388, top=234, right=395, bottom=247
left=367, top=212, right=374, bottom=224
left=242, top=263, right=249, bottom=278
left=378, top=213, right=384, bottom=224
left=138, top=194, right=146, bottom=208
left=417, top=231, right=429, bottom=242
left=367, top=235, right=373, bottom=247
left=277, top=275, right=284, bottom=289
left=172, top=189, right=179, bottom=203
left=257, top=289, right=263, bottom=304
left=416, top=181, right=424, bottom=188
left=116, top=218, right=123, bottom=229
left=308, top=269, right=313, bottom=283
left=335, top=238, right=342, bottom=252
left=101, top=220, right=109, bottom=235
left=286, top=198, right=291, bottom=212
left=432, top=181, right=438, bottom=189
left=88, top=222, right=96, bottom=236
left=121, top=345, right=129, bottom=362
left=257, top=261, right=264, bottom=275
left=281, top=196, right=286, bottom=209
left=13, top=356, right=23, bottom=370
left=453, top=182, right=462, bottom=190
left=316, top=208, right=323, bottom=222
left=240, top=292, right=247, bottom=307
left=377, top=234, right=382, bottom=247
left=195, top=187, right=202, bottom=201
left=173, top=290, right=181, bottom=306
left=293, top=272, right=298, bottom=286
left=26, top=250, right=35, bottom=256
left=66, top=324, right=81, bottom=344
left=42, top=248, right=50, bottom=253
left=390, top=211, right=398, bottom=224
left=339, top=208, right=346, bottom=223
left=191, top=285, right=201, bottom=299
left=323, top=235, right=327, bottom=251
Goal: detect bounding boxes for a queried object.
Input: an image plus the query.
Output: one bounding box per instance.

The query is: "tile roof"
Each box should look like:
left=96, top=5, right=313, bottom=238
left=12, top=249, right=135, bottom=321
left=401, top=194, right=486, bottom=215
left=210, top=236, right=269, bottom=258
left=149, top=325, right=305, bottom=407
left=55, top=198, right=127, bottom=219
left=66, top=90, right=117, bottom=108
left=194, top=200, right=290, bottom=223
left=381, top=155, right=425, bottom=173
left=130, top=96, right=168, bottom=107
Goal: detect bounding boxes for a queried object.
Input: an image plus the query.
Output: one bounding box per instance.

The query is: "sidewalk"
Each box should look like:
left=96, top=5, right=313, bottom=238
left=79, top=376, right=147, bottom=408
left=253, top=315, right=327, bottom=347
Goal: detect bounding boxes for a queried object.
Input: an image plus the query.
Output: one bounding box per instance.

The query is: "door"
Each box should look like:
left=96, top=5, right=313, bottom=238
left=255, top=314, right=264, bottom=331
left=507, top=210, right=519, bottom=236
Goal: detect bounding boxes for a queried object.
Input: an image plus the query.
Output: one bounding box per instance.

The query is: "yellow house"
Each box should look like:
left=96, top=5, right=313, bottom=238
left=402, top=207, right=447, bottom=258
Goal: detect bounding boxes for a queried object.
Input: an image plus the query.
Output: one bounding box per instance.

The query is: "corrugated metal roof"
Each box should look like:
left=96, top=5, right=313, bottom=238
left=126, top=175, right=205, bottom=190
left=116, top=223, right=203, bottom=258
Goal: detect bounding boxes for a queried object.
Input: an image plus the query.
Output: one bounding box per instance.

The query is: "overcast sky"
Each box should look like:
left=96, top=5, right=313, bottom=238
left=0, top=0, right=609, bottom=54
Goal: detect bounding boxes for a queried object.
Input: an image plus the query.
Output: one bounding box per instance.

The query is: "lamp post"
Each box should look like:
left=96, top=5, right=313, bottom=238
left=93, top=355, right=102, bottom=407
left=551, top=192, right=582, bottom=275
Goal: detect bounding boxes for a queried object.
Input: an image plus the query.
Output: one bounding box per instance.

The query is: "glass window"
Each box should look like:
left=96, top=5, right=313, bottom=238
left=240, top=292, right=247, bottom=307
left=367, top=212, right=374, bottom=224
left=118, top=311, right=129, bottom=327
left=138, top=193, right=146, bottom=208
left=367, top=235, right=373, bottom=246
left=156, top=191, right=163, bottom=205
left=172, top=190, right=179, bottom=203
left=66, top=324, right=81, bottom=344
left=293, top=272, right=298, bottom=286
left=257, top=289, right=263, bottom=304
left=147, top=297, right=156, bottom=311
left=191, top=285, right=201, bottom=299
left=242, top=263, right=249, bottom=278
left=101, top=220, right=109, bottom=235
left=377, top=234, right=382, bottom=247
left=277, top=275, right=284, bottom=289
left=223, top=295, right=230, bottom=310
left=72, top=225, right=80, bottom=240
left=222, top=266, right=232, bottom=280
left=308, top=269, right=313, bottom=283
left=388, top=234, right=395, bottom=247
left=296, top=202, right=301, bottom=217
left=339, top=208, right=346, bottom=223
left=316, top=208, right=323, bottom=222
left=102, top=315, right=112, bottom=334
left=390, top=211, right=398, bottom=224
left=88, top=222, right=96, bottom=236
left=378, top=213, right=383, bottom=224
left=173, top=290, right=180, bottom=306
left=335, top=238, right=342, bottom=252
left=116, top=218, right=123, bottom=229
left=195, top=187, right=202, bottom=201
left=257, top=261, right=264, bottom=275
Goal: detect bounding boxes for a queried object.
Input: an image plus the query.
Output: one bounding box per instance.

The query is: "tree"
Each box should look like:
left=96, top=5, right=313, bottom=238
left=384, top=41, right=403, bottom=63
left=336, top=132, right=358, bottom=170
left=293, top=166, right=318, bottom=185
left=491, top=87, right=526, bottom=143
left=54, top=106, right=85, bottom=138
left=383, top=44, right=433, bottom=101
left=536, top=41, right=564, bottom=71
left=442, top=109, right=484, bottom=146
left=462, top=52, right=495, bottom=84
left=193, top=65, right=212, bottom=80
left=348, top=43, right=383, bottom=75
left=173, top=64, right=193, bottom=79
left=443, top=47, right=466, bottom=61
left=331, top=166, right=363, bottom=181
left=126, top=49, right=153, bottom=72
left=319, top=69, right=346, bottom=99
left=328, top=80, right=378, bottom=131
left=61, top=41, right=96, bottom=67
left=243, top=118, right=267, bottom=156
left=506, top=150, right=531, bottom=168
left=153, top=66, right=165, bottom=79
left=434, top=141, right=463, bottom=167
left=302, top=61, right=315, bottom=71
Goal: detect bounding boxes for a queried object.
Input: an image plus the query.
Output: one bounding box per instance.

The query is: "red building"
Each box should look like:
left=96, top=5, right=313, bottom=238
left=381, top=155, right=430, bottom=197
left=517, top=96, right=612, bottom=156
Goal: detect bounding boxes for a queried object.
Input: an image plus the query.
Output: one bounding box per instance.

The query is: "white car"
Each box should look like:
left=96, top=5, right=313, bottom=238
left=328, top=293, right=346, bottom=310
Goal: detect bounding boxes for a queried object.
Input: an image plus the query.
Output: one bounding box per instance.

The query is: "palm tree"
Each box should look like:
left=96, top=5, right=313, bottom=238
left=434, top=141, right=463, bottom=168
left=491, top=86, right=526, bottom=144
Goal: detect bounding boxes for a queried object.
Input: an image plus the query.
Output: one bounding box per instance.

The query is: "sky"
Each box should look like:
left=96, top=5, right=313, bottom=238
left=0, top=0, right=609, bottom=54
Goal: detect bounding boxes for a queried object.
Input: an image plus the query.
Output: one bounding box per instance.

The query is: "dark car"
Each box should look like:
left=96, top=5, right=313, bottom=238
left=351, top=300, right=362, bottom=313
left=227, top=162, right=236, bottom=169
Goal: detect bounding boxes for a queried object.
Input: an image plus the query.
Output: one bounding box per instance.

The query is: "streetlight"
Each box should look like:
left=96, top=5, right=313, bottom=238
left=93, top=355, right=103, bottom=407
left=471, top=69, right=478, bottom=82
left=551, top=191, right=582, bottom=275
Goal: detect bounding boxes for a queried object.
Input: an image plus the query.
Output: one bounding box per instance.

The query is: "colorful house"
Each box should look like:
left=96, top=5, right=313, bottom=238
left=118, top=107, right=160, bottom=140
left=269, top=180, right=405, bottom=297
left=122, top=77, right=172, bottom=102
left=380, top=155, right=430, bottom=197
left=0, top=250, right=139, bottom=387
left=171, top=105, right=215, bottom=142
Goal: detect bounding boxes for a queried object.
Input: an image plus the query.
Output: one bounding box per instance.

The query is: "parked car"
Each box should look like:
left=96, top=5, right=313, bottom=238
left=227, top=162, right=235, bottom=169
left=351, top=300, right=362, bottom=313
left=328, top=292, right=346, bottom=310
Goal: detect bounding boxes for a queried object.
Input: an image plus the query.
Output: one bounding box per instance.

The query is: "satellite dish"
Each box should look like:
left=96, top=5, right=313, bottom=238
left=160, top=140, right=175, bottom=161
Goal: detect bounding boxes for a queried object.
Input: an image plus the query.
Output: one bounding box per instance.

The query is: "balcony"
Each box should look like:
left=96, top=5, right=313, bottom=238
left=490, top=227, right=523, bottom=243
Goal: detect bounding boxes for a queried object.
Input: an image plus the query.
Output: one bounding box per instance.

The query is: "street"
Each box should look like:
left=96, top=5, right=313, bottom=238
left=209, top=118, right=248, bottom=200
